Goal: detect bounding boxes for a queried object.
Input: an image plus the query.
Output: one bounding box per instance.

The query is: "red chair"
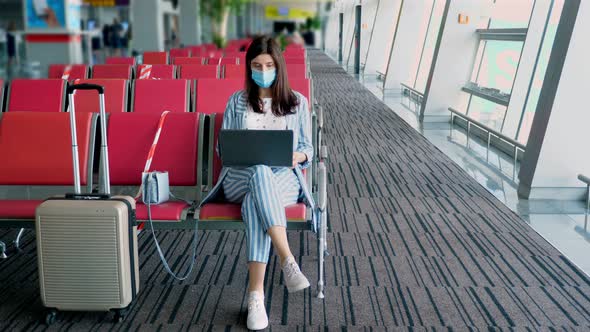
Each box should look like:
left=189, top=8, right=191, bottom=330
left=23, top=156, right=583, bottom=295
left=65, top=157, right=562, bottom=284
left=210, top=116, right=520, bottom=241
left=174, top=57, right=205, bottom=65
left=7, top=79, right=66, bottom=112
left=179, top=64, right=219, bottom=79
left=105, top=113, right=201, bottom=221
left=289, top=78, right=312, bottom=110
left=284, top=57, right=306, bottom=65
left=143, top=51, right=169, bottom=65
left=106, top=56, right=136, bottom=65
left=193, top=79, right=243, bottom=184
left=48, top=64, right=89, bottom=80
left=0, top=112, right=96, bottom=221
left=195, top=79, right=307, bottom=224
left=92, top=64, right=133, bottom=79
left=169, top=48, right=191, bottom=61
left=72, top=79, right=129, bottom=113
left=187, top=46, right=204, bottom=57
left=207, top=57, right=222, bottom=65
left=220, top=57, right=239, bottom=65
left=286, top=64, right=308, bottom=79
left=136, top=64, right=176, bottom=79
left=222, top=64, right=245, bottom=79
left=0, top=79, right=4, bottom=112
left=132, top=79, right=190, bottom=113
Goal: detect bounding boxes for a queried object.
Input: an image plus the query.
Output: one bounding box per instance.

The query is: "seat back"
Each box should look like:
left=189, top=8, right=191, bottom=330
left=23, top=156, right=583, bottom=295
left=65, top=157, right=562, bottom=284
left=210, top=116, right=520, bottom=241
left=137, top=64, right=176, bottom=79
left=143, top=51, right=169, bottom=65
left=169, top=48, right=190, bottom=61
left=132, top=79, right=190, bottom=113
left=194, top=78, right=244, bottom=183
left=284, top=57, right=306, bottom=65
left=289, top=78, right=312, bottom=110
left=7, top=79, right=66, bottom=112
left=220, top=57, right=239, bottom=65
left=0, top=112, right=94, bottom=186
left=286, top=64, right=308, bottom=79
left=284, top=47, right=306, bottom=58
left=222, top=64, right=245, bottom=79
left=187, top=46, right=204, bottom=57
left=174, top=57, right=205, bottom=65
left=0, top=79, right=4, bottom=112
left=73, top=79, right=128, bottom=113
left=48, top=64, right=89, bottom=80
left=92, top=64, right=133, bottom=79
left=107, top=113, right=200, bottom=186
left=207, top=57, right=222, bottom=65
left=106, top=56, right=136, bottom=65
left=179, top=64, right=219, bottom=79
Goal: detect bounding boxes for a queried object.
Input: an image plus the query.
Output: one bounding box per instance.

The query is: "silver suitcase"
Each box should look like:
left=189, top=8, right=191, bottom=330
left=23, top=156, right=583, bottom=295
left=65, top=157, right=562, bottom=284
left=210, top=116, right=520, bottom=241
left=35, top=83, right=139, bottom=325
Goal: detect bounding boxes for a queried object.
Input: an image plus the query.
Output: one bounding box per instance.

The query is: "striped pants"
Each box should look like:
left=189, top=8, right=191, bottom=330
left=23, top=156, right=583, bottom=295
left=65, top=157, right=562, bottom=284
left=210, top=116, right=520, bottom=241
left=222, top=165, right=301, bottom=263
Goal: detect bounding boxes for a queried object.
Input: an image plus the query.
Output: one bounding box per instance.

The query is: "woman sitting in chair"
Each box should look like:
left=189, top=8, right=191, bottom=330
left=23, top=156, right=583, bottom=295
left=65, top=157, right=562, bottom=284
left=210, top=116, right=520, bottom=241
left=200, top=36, right=314, bottom=330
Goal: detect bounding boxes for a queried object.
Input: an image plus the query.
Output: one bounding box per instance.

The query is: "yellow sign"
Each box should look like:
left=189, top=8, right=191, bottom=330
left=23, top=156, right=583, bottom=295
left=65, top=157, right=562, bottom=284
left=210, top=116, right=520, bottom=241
left=265, top=6, right=315, bottom=20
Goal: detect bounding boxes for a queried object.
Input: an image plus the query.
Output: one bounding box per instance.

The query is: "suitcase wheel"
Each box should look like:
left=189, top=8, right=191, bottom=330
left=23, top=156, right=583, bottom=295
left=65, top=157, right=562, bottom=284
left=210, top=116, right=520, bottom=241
left=113, top=309, right=127, bottom=323
left=44, top=309, right=57, bottom=325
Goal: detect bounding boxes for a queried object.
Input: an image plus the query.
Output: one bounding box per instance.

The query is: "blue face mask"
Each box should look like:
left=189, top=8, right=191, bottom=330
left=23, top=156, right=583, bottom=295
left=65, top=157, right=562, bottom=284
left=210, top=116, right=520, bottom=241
left=251, top=68, right=276, bottom=88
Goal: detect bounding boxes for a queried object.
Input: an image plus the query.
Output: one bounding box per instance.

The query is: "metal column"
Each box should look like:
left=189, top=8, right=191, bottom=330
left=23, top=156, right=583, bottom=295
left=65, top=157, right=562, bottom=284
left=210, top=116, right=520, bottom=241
left=338, top=13, right=344, bottom=63
left=354, top=5, right=361, bottom=75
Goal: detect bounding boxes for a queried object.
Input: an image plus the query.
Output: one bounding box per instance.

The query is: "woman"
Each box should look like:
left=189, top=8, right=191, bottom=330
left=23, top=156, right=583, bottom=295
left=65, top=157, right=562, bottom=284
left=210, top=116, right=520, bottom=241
left=200, top=36, right=314, bottom=330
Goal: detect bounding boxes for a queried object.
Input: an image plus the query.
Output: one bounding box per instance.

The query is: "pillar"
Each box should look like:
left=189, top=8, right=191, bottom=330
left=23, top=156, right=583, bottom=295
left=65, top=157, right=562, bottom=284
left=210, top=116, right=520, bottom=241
left=179, top=0, right=201, bottom=46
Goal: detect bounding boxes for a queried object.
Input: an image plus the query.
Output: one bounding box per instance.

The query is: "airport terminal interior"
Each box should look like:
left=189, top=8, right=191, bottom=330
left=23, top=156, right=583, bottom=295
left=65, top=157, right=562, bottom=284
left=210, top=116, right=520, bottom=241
left=1, top=0, right=590, bottom=330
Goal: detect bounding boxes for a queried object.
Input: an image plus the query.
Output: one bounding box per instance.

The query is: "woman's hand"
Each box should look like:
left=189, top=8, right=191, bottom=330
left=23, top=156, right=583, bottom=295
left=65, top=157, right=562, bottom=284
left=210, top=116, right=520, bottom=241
left=292, top=152, right=307, bottom=168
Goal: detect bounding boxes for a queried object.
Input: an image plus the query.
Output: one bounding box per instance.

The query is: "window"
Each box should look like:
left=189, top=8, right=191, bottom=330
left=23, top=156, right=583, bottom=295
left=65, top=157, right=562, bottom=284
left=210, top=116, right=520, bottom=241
left=488, top=0, right=536, bottom=29
left=413, top=0, right=447, bottom=93
left=517, top=0, right=565, bottom=144
left=471, top=40, right=524, bottom=95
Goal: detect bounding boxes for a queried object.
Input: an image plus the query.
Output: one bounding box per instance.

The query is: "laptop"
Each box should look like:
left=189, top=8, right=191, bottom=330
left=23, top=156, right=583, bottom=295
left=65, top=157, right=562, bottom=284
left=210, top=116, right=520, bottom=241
left=219, top=130, right=293, bottom=167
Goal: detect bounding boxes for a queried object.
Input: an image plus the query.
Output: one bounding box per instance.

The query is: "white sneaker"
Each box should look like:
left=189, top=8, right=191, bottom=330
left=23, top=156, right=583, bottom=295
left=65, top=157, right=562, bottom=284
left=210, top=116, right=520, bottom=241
left=247, top=291, right=268, bottom=330
left=282, top=256, right=310, bottom=293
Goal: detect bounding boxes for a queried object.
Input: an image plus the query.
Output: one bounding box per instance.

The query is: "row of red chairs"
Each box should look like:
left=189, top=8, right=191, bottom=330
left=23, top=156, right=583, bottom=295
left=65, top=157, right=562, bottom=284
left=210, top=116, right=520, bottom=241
left=0, top=76, right=316, bottom=225
left=1, top=78, right=311, bottom=115
left=48, top=63, right=308, bottom=80
left=105, top=46, right=305, bottom=66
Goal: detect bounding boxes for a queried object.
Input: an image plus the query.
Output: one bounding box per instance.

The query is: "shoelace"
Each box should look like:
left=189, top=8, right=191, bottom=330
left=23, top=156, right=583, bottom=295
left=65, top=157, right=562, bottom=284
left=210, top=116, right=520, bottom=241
left=284, top=261, right=300, bottom=280
left=248, top=297, right=262, bottom=312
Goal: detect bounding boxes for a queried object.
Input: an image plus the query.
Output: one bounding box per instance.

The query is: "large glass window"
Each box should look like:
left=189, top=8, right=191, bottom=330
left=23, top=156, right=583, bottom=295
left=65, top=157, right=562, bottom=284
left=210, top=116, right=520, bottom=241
left=517, top=0, right=565, bottom=144
left=488, top=0, right=536, bottom=29
left=471, top=40, right=524, bottom=95
left=413, top=0, right=447, bottom=93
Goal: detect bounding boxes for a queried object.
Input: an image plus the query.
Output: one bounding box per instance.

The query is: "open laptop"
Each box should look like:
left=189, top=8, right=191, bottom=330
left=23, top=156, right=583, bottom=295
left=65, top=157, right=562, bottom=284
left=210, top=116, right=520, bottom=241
left=219, top=130, right=293, bottom=167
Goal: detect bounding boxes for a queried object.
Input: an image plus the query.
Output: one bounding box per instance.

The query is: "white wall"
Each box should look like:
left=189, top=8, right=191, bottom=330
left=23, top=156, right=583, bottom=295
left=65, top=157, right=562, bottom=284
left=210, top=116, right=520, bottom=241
left=131, top=0, right=164, bottom=51
left=501, top=1, right=552, bottom=139
left=359, top=0, right=379, bottom=69
left=341, top=2, right=357, bottom=65
left=179, top=0, right=201, bottom=46
left=384, top=0, right=435, bottom=89
left=420, top=0, right=491, bottom=122
left=364, top=0, right=403, bottom=75
left=519, top=0, right=590, bottom=199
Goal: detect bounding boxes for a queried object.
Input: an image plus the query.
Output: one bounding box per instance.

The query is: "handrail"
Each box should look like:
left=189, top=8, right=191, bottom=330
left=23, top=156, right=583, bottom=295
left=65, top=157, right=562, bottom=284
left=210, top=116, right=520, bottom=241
left=400, top=83, right=424, bottom=97
left=578, top=174, right=590, bottom=185
left=448, top=107, right=525, bottom=150
left=448, top=107, right=525, bottom=179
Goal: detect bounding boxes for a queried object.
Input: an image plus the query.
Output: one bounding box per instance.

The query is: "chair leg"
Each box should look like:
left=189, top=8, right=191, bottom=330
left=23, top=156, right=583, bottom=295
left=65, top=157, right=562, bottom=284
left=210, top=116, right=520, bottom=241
left=14, top=228, right=25, bottom=251
left=317, top=161, right=328, bottom=299
left=0, top=241, right=7, bottom=259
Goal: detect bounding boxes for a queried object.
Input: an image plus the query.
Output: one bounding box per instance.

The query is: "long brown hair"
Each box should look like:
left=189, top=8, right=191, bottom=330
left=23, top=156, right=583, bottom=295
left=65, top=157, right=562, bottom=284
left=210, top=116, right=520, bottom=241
left=245, top=36, right=299, bottom=116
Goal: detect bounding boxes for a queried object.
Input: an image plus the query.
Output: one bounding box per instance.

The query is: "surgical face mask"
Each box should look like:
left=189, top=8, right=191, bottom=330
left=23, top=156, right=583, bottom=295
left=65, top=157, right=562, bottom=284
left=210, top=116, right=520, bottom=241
left=251, top=68, right=276, bottom=88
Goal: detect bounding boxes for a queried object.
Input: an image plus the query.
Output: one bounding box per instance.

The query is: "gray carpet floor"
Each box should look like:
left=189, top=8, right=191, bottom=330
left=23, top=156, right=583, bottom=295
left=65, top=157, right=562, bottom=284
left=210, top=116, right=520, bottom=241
left=2, top=50, right=590, bottom=331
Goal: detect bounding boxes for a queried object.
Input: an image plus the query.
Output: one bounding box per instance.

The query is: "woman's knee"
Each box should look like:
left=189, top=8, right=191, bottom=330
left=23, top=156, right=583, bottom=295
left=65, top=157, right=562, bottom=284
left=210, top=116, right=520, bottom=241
left=248, top=165, right=273, bottom=186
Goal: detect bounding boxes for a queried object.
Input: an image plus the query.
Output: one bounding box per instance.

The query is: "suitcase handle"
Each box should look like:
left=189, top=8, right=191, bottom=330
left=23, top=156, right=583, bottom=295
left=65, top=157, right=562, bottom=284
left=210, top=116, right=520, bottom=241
left=67, top=82, right=111, bottom=195
left=67, top=83, right=105, bottom=95
left=65, top=193, right=111, bottom=200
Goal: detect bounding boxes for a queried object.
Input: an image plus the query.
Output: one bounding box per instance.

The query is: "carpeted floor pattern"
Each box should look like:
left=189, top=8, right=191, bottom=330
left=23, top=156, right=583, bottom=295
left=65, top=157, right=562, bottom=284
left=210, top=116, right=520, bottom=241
left=2, top=50, right=590, bottom=331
